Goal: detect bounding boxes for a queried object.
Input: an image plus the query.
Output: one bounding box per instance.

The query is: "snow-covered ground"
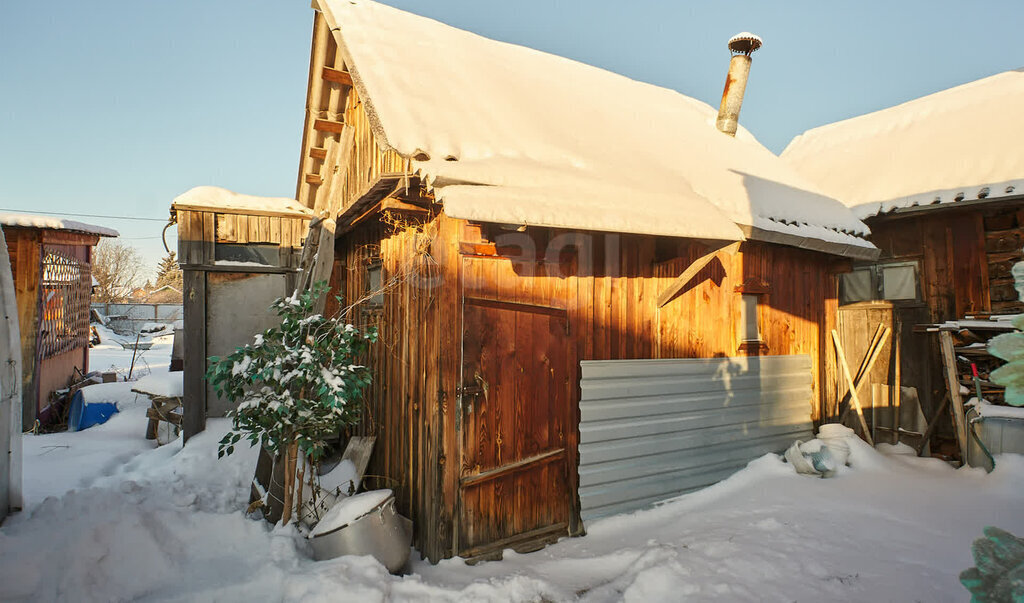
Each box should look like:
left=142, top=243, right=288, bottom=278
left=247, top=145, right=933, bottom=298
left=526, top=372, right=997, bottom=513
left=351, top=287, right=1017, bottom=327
left=1, top=333, right=1022, bottom=602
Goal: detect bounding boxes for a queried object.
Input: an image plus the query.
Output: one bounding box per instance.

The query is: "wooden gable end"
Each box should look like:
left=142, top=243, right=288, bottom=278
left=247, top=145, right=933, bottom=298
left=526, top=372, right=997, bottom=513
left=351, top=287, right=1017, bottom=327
left=295, top=10, right=411, bottom=217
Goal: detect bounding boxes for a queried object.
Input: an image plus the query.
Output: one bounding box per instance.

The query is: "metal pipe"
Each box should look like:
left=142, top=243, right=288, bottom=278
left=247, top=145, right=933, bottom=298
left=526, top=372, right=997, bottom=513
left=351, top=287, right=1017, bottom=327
left=715, top=32, right=762, bottom=137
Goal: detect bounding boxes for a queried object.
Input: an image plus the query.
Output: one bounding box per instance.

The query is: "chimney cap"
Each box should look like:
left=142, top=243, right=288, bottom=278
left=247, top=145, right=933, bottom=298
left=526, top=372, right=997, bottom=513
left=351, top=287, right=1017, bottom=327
left=727, top=32, right=762, bottom=55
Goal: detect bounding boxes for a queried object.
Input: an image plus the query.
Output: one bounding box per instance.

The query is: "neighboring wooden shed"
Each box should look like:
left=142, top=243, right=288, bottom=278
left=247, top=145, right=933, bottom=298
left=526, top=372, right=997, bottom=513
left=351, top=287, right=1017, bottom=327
left=0, top=213, right=117, bottom=429
left=284, top=0, right=877, bottom=562
left=784, top=68, right=1024, bottom=439
left=171, top=186, right=312, bottom=440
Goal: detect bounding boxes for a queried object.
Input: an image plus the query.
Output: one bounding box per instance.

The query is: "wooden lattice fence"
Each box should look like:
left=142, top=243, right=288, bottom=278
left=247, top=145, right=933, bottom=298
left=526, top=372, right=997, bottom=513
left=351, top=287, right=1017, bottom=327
left=38, top=245, right=91, bottom=359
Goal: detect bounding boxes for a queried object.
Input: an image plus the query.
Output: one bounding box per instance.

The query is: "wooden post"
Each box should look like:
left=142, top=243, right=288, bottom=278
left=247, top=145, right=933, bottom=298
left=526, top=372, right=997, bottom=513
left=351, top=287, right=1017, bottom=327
left=182, top=269, right=207, bottom=442
left=916, top=391, right=950, bottom=457
left=938, top=330, right=969, bottom=461
left=892, top=318, right=902, bottom=445
left=832, top=329, right=874, bottom=446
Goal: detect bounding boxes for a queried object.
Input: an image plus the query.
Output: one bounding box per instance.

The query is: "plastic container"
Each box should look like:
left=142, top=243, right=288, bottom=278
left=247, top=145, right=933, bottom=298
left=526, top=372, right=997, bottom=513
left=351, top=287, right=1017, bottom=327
left=817, top=423, right=854, bottom=466
left=308, top=490, right=412, bottom=573
left=68, top=390, right=119, bottom=432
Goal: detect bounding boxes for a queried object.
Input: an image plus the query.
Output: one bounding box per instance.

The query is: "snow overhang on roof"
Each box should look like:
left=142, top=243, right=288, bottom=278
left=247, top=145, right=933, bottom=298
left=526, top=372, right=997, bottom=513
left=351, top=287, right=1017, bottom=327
left=316, top=0, right=876, bottom=258
left=0, top=213, right=119, bottom=238
left=171, top=186, right=313, bottom=219
left=782, top=69, right=1024, bottom=219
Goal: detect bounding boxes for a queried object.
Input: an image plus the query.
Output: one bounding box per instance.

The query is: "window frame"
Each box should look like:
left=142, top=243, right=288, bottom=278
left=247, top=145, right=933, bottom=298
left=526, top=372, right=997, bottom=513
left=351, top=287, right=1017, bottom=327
left=840, top=260, right=921, bottom=305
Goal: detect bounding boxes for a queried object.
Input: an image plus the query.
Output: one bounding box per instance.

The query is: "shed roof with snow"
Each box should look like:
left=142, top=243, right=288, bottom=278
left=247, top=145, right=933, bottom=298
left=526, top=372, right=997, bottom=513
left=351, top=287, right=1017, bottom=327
left=0, top=213, right=119, bottom=238
left=318, top=0, right=874, bottom=257
left=782, top=69, right=1024, bottom=218
left=170, top=186, right=313, bottom=219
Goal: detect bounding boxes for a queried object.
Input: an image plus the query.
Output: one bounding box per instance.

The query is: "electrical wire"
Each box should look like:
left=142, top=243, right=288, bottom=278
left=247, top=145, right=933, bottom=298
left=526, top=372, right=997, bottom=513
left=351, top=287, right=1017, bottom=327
left=0, top=208, right=169, bottom=222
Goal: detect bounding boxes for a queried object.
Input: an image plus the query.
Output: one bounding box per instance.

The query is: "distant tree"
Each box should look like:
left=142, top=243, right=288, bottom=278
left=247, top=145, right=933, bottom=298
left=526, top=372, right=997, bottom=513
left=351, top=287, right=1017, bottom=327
left=92, top=240, right=144, bottom=302
left=154, top=251, right=182, bottom=290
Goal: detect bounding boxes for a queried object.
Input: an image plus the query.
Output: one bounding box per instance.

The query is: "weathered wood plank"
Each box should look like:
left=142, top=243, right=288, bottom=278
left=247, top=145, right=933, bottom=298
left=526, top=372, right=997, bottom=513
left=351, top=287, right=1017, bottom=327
left=938, top=330, right=969, bottom=460
left=322, top=66, right=354, bottom=86
left=313, top=118, right=345, bottom=134
left=831, top=330, right=874, bottom=445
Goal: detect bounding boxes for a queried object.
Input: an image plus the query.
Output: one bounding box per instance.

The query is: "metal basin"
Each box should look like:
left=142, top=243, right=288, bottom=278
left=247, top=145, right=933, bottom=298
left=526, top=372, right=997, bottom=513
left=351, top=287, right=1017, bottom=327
left=308, top=493, right=412, bottom=573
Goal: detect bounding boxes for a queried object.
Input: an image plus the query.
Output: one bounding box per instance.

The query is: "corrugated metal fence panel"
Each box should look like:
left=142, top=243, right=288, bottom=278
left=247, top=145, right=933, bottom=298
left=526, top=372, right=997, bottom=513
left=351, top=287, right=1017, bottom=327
left=578, top=355, right=814, bottom=523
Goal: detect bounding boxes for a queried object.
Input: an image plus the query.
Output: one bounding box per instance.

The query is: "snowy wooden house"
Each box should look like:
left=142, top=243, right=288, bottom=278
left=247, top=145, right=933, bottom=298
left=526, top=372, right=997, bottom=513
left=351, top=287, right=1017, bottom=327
left=0, top=213, right=117, bottom=429
left=171, top=186, right=312, bottom=439
left=290, top=0, right=875, bottom=561
left=784, top=69, right=1024, bottom=436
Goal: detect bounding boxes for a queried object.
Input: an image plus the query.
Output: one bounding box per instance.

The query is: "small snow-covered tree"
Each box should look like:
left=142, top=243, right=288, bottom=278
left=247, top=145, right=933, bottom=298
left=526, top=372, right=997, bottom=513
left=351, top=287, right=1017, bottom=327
left=206, top=281, right=377, bottom=522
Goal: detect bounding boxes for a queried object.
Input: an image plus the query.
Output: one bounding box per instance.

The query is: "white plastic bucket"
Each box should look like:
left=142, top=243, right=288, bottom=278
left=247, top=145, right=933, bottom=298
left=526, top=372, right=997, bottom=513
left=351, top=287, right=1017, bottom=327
left=817, top=423, right=854, bottom=466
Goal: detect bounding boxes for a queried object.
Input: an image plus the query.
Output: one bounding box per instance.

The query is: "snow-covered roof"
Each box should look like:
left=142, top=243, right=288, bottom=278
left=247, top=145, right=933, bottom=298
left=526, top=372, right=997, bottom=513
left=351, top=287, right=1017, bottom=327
left=0, top=212, right=118, bottom=238
left=318, top=0, right=873, bottom=255
left=171, top=186, right=313, bottom=218
left=782, top=69, right=1024, bottom=217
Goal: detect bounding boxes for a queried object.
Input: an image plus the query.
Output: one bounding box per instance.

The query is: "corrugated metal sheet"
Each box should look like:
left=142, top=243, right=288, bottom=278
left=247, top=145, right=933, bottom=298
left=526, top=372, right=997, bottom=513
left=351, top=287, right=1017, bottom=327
left=578, top=355, right=814, bottom=522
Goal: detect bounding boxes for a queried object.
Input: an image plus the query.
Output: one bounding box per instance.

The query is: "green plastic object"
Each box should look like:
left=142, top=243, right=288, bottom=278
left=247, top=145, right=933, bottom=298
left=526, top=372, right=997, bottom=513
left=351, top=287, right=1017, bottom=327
left=960, top=527, right=1024, bottom=602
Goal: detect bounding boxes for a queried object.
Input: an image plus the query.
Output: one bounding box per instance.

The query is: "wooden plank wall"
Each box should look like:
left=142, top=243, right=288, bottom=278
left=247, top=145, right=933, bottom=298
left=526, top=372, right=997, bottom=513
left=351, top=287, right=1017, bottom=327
left=458, top=226, right=830, bottom=408
left=333, top=209, right=445, bottom=561
left=2, top=226, right=41, bottom=429
left=177, top=209, right=308, bottom=268
left=336, top=86, right=411, bottom=215
left=333, top=212, right=836, bottom=562
left=864, top=204, right=1024, bottom=321
left=857, top=201, right=1024, bottom=431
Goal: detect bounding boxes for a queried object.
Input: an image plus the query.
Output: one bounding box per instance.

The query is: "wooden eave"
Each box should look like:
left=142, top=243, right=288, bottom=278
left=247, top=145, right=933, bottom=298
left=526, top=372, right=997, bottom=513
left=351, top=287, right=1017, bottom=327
left=739, top=225, right=879, bottom=261
left=169, top=203, right=312, bottom=220
left=335, top=174, right=424, bottom=235
left=865, top=193, right=1024, bottom=222
left=1, top=224, right=106, bottom=246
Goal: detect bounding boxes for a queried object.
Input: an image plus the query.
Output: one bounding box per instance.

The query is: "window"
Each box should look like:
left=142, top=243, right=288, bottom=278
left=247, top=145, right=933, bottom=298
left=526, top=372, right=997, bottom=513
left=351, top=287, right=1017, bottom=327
left=840, top=261, right=920, bottom=304
left=735, top=277, right=769, bottom=353
left=739, top=294, right=760, bottom=342
left=366, top=263, right=384, bottom=307
left=214, top=243, right=279, bottom=266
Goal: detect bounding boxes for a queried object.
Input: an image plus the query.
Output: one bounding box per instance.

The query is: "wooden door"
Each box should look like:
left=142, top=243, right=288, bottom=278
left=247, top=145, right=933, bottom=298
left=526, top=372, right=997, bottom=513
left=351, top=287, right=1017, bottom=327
left=457, top=297, right=573, bottom=558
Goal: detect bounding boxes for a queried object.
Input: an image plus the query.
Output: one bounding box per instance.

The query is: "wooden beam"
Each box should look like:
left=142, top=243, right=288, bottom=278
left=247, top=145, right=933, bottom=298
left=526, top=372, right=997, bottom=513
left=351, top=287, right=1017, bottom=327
left=313, top=119, right=345, bottom=135
left=344, top=201, right=383, bottom=232
left=304, top=173, right=323, bottom=186
left=939, top=330, right=970, bottom=461
left=459, top=448, right=565, bottom=488
left=309, top=147, right=327, bottom=160
left=321, top=66, right=353, bottom=86
left=382, top=197, right=429, bottom=214
left=306, top=127, right=357, bottom=313
left=832, top=329, right=875, bottom=446
left=171, top=203, right=311, bottom=220
left=838, top=325, right=890, bottom=422
left=657, top=241, right=740, bottom=307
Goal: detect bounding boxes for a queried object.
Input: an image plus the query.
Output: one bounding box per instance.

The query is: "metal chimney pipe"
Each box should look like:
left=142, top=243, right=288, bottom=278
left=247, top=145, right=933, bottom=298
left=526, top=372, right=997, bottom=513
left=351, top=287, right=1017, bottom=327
left=715, top=32, right=763, bottom=137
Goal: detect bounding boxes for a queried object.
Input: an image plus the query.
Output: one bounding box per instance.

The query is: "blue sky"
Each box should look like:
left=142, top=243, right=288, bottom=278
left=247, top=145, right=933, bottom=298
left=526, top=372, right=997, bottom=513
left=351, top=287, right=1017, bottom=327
left=2, top=1, right=1022, bottom=277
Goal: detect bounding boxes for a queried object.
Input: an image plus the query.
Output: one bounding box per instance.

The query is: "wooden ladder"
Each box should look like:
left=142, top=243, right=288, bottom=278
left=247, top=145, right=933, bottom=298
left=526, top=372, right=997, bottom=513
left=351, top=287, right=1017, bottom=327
left=294, top=126, right=356, bottom=313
